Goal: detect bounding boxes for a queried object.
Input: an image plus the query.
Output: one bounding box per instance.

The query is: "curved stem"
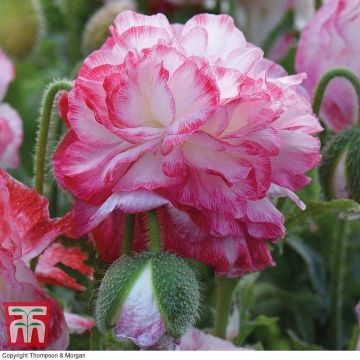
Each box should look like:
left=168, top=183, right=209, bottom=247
left=312, top=68, right=360, bottom=125
left=330, top=218, right=348, bottom=350
left=33, top=80, right=73, bottom=194
left=214, top=277, right=238, bottom=339
left=49, top=118, right=65, bottom=216
left=147, top=210, right=161, bottom=253
left=122, top=214, right=136, bottom=256
left=214, top=0, right=221, bottom=13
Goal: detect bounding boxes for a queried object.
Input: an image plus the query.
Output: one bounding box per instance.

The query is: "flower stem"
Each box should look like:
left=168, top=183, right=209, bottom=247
left=214, top=277, right=238, bottom=339
left=147, top=210, right=161, bottom=253
left=315, top=0, right=322, bottom=10
left=33, top=80, right=73, bottom=194
left=122, top=214, right=136, bottom=256
left=228, top=0, right=237, bottom=21
left=312, top=68, right=360, bottom=125
left=330, top=218, right=348, bottom=350
left=49, top=118, right=65, bottom=216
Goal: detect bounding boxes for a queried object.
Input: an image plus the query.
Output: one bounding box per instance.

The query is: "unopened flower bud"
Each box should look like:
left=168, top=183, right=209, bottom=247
left=0, top=0, right=42, bottom=59
left=82, top=0, right=135, bottom=55
left=95, top=252, right=200, bottom=349
left=319, top=127, right=360, bottom=202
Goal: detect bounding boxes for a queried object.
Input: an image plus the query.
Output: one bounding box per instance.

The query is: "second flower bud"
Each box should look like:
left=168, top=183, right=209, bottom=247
left=95, top=252, right=200, bottom=350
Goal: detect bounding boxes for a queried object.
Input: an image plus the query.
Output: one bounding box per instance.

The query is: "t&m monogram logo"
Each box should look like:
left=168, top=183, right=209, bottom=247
left=2, top=301, right=52, bottom=349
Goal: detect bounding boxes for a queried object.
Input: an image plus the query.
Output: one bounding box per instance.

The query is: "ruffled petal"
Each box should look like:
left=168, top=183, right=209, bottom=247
left=0, top=170, right=75, bottom=263
left=64, top=312, right=95, bottom=335
left=35, top=243, right=94, bottom=291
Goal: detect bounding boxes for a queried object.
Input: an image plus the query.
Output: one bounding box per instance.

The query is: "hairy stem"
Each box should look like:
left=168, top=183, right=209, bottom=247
left=315, top=0, right=322, bottom=10
left=147, top=210, right=161, bottom=253
left=330, top=218, right=348, bottom=349
left=214, top=277, right=238, bottom=339
left=33, top=80, right=73, bottom=194
left=122, top=214, right=136, bottom=256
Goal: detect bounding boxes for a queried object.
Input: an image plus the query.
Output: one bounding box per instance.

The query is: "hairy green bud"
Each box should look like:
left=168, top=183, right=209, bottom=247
left=95, top=252, right=200, bottom=349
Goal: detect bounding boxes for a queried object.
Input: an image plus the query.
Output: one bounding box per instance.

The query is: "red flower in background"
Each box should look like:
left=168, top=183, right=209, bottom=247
left=0, top=170, right=94, bottom=349
left=0, top=170, right=72, bottom=349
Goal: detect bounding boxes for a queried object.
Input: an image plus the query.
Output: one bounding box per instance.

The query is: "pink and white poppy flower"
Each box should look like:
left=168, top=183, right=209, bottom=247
left=54, top=11, right=321, bottom=275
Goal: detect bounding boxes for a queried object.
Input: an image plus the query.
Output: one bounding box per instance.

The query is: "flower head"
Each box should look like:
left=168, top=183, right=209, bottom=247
left=296, top=0, right=360, bottom=132
left=54, top=11, right=321, bottom=275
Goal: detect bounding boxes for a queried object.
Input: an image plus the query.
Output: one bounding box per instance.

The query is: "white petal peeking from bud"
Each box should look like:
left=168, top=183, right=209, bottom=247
left=114, top=265, right=167, bottom=348
left=332, top=148, right=351, bottom=199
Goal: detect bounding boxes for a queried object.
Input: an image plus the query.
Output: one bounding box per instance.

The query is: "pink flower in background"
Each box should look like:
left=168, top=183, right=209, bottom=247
left=0, top=51, right=23, bottom=169
left=236, top=0, right=315, bottom=48
left=0, top=51, right=14, bottom=100
left=64, top=312, right=95, bottom=335
left=54, top=11, right=321, bottom=275
left=296, top=0, right=360, bottom=132
left=178, top=328, right=249, bottom=350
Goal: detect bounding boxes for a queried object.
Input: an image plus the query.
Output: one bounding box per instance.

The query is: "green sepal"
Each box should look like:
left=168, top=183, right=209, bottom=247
left=151, top=253, right=200, bottom=339
left=95, top=252, right=201, bottom=341
left=318, top=128, right=354, bottom=200
left=346, top=128, right=360, bottom=202
left=94, top=253, right=152, bottom=332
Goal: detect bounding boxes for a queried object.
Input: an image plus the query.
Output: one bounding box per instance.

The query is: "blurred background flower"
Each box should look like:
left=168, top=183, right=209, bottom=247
left=0, top=51, right=23, bottom=169
left=296, top=0, right=360, bottom=132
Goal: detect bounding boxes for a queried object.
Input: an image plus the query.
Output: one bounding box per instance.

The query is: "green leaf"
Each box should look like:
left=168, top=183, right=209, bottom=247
left=29, top=322, right=42, bottom=326
left=287, top=330, right=324, bottom=350
left=286, top=237, right=326, bottom=294
left=89, top=327, right=105, bottom=351
left=15, top=323, right=27, bottom=326
left=234, top=274, right=280, bottom=345
left=286, top=199, right=360, bottom=234
left=11, top=308, right=26, bottom=313
left=348, top=325, right=360, bottom=350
